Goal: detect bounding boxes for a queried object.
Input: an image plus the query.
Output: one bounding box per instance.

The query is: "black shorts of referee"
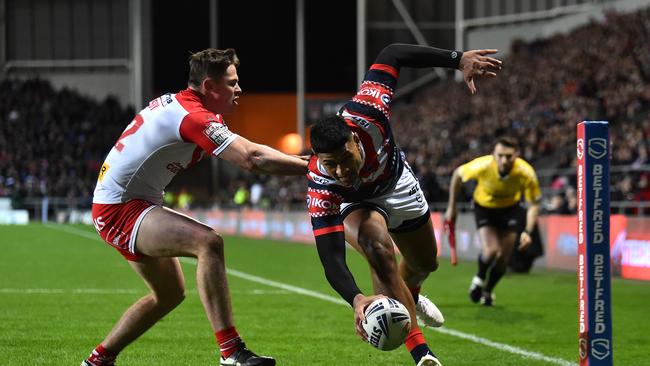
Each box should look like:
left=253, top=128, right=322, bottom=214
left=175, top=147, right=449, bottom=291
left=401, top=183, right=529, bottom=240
left=473, top=201, right=523, bottom=232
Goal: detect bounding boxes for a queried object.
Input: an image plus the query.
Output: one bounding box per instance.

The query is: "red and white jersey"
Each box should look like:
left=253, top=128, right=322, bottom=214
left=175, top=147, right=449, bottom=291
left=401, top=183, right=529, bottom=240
left=93, top=89, right=238, bottom=205
left=306, top=63, right=405, bottom=236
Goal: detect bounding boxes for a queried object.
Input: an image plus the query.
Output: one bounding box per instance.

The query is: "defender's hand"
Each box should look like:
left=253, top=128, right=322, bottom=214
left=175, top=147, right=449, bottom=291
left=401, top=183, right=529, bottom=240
left=518, top=231, right=532, bottom=252
left=444, top=207, right=457, bottom=224
left=353, top=294, right=386, bottom=340
left=458, top=49, right=502, bottom=94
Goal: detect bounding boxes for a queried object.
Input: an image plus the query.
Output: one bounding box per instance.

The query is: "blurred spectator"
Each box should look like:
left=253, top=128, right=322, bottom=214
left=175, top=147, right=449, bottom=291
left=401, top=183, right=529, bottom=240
left=233, top=181, right=250, bottom=208
left=250, top=181, right=264, bottom=208
left=177, top=188, right=193, bottom=210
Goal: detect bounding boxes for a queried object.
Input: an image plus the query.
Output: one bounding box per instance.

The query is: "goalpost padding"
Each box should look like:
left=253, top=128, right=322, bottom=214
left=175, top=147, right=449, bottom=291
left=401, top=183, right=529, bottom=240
left=577, top=121, right=613, bottom=365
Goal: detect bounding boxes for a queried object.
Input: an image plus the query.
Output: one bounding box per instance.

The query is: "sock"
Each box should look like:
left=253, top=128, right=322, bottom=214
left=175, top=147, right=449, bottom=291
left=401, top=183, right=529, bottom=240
left=405, top=328, right=436, bottom=363
left=485, top=263, right=506, bottom=293
left=216, top=327, right=243, bottom=359
left=477, top=254, right=494, bottom=279
left=85, top=344, right=117, bottom=366
left=409, top=286, right=421, bottom=304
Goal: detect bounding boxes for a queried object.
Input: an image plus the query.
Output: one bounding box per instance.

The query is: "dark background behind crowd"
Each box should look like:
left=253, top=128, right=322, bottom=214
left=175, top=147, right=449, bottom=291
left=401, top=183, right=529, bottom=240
left=1, top=8, right=649, bottom=215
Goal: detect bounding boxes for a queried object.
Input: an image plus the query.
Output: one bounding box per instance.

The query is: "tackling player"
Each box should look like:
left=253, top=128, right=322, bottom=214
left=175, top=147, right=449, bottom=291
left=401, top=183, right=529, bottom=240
left=81, top=48, right=307, bottom=366
left=306, top=43, right=501, bottom=366
left=444, top=137, right=541, bottom=306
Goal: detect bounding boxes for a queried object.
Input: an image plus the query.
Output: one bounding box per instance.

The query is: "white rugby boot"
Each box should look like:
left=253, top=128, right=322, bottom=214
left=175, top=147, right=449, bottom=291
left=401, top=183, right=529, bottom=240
left=415, top=294, right=445, bottom=327
left=417, top=353, right=443, bottom=366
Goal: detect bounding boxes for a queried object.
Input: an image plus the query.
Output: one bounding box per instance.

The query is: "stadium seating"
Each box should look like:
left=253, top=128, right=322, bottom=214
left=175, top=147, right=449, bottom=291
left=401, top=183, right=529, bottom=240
left=1, top=8, right=648, bottom=215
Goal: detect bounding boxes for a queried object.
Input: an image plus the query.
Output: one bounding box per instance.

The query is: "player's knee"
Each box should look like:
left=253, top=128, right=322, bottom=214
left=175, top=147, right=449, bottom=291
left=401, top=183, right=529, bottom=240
left=155, top=286, right=185, bottom=309
left=410, top=257, right=438, bottom=275
left=197, top=230, right=225, bottom=258
left=423, top=257, right=439, bottom=273
left=360, top=237, right=396, bottom=277
left=359, top=234, right=393, bottom=258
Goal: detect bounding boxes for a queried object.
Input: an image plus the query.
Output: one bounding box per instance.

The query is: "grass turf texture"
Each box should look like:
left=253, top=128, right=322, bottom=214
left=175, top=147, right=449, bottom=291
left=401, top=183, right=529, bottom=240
left=0, top=224, right=648, bottom=365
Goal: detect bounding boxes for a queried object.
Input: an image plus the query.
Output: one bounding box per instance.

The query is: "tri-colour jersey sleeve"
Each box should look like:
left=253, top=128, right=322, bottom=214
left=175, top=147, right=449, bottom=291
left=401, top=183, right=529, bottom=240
left=346, top=43, right=463, bottom=122
left=179, top=112, right=239, bottom=156
left=307, top=185, right=345, bottom=236
left=307, top=182, right=362, bottom=306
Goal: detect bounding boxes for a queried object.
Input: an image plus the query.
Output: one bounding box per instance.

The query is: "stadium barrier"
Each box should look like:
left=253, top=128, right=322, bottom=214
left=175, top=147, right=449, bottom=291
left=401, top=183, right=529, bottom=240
left=179, top=208, right=650, bottom=282
left=0, top=198, right=28, bottom=225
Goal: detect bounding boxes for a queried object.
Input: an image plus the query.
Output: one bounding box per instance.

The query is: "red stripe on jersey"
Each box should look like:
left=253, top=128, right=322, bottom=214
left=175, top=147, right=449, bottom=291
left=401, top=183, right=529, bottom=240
left=343, top=116, right=382, bottom=179
left=314, top=225, right=344, bottom=236
left=370, top=64, right=398, bottom=79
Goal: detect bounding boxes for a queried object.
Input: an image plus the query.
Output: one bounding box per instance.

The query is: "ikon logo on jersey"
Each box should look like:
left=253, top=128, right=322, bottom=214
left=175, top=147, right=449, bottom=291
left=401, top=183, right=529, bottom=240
left=203, top=122, right=233, bottom=147
left=307, top=196, right=340, bottom=211
left=358, top=87, right=381, bottom=98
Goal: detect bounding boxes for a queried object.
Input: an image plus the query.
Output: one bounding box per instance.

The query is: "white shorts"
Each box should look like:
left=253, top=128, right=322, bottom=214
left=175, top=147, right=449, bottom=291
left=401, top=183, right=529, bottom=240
left=341, top=166, right=430, bottom=232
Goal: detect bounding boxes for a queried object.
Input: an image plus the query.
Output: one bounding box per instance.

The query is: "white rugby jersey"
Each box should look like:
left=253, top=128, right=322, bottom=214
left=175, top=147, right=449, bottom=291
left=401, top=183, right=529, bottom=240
left=93, top=89, right=238, bottom=205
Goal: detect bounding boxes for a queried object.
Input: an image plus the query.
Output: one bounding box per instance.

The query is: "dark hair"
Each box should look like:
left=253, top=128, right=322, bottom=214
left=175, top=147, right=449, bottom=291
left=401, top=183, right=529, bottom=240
left=495, top=136, right=519, bottom=150
left=188, top=48, right=240, bottom=88
left=310, top=115, right=352, bottom=153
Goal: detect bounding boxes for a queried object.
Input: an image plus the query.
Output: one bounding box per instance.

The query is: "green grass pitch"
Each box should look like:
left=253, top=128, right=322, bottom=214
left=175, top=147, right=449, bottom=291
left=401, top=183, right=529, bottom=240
left=0, top=224, right=648, bottom=365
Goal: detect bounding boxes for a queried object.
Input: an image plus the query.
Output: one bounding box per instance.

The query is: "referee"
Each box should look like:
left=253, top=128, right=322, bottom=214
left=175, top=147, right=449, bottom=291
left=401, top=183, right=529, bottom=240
left=444, top=137, right=541, bottom=306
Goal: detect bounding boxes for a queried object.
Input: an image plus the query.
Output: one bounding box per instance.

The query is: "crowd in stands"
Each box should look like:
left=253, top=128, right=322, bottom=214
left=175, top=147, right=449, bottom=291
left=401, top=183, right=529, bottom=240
left=0, top=79, right=132, bottom=209
left=1, top=8, right=649, bottom=215
left=392, top=7, right=650, bottom=214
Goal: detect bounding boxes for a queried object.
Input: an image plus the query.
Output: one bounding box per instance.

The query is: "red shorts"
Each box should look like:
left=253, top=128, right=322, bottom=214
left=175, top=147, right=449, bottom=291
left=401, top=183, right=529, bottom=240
left=91, top=199, right=157, bottom=261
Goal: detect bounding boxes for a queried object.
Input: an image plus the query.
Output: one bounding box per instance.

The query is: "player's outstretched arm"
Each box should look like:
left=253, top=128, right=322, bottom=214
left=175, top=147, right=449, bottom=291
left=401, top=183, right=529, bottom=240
left=315, top=232, right=363, bottom=306
left=458, top=49, right=502, bottom=94
left=375, top=43, right=463, bottom=70
left=219, top=136, right=308, bottom=175
left=373, top=44, right=501, bottom=94
left=315, top=231, right=386, bottom=340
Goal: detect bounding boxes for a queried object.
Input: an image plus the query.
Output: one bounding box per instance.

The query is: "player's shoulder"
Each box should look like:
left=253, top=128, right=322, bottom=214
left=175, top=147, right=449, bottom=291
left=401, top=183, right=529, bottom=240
left=174, top=88, right=208, bottom=113
left=464, top=155, right=493, bottom=170
left=513, top=158, right=538, bottom=179
left=183, top=110, right=225, bottom=127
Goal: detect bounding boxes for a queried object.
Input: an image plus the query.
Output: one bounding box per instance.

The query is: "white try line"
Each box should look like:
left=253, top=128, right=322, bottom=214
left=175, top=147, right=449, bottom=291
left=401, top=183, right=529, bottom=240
left=47, top=224, right=575, bottom=366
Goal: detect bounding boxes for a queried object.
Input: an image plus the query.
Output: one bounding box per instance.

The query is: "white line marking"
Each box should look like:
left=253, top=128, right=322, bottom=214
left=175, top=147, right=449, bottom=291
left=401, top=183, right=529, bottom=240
left=179, top=258, right=348, bottom=306
left=0, top=288, right=141, bottom=294
left=432, top=327, right=575, bottom=366
left=0, top=287, right=287, bottom=296
left=48, top=224, right=575, bottom=366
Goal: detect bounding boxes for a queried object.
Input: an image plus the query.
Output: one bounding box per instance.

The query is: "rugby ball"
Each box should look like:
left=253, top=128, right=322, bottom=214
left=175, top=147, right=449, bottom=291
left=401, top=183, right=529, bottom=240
left=362, top=297, right=411, bottom=351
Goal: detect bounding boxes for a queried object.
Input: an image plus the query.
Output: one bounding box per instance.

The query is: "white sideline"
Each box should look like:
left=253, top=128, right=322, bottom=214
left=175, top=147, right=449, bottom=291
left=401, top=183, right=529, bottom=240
left=46, top=224, right=576, bottom=366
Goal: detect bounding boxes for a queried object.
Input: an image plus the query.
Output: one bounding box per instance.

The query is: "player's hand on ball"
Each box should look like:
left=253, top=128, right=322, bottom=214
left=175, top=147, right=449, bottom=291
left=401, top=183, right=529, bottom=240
left=458, top=49, right=502, bottom=94
left=518, top=231, right=532, bottom=251
left=353, top=294, right=386, bottom=340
